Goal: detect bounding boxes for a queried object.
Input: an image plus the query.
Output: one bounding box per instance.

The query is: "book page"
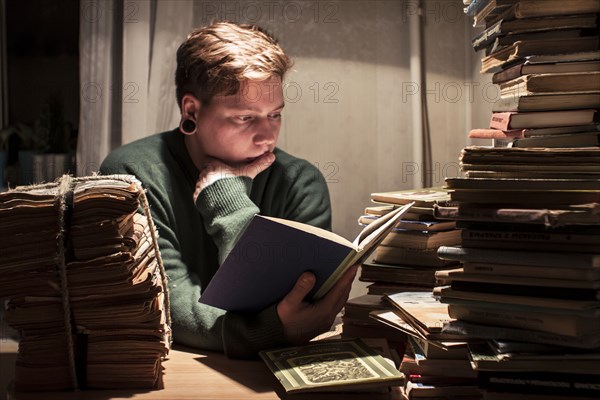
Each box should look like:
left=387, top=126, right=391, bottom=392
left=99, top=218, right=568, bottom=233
left=353, top=202, right=415, bottom=249
left=263, top=216, right=354, bottom=247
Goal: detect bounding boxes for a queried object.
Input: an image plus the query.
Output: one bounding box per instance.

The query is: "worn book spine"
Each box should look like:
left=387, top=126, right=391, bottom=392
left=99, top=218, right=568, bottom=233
left=460, top=239, right=600, bottom=253
left=481, top=36, right=600, bottom=73
left=493, top=93, right=600, bottom=112
left=461, top=229, right=600, bottom=245
left=478, top=371, right=600, bottom=397
left=448, top=304, right=599, bottom=337
left=472, top=19, right=502, bottom=50
left=434, top=205, right=600, bottom=227
left=359, top=266, right=438, bottom=286
left=449, top=188, right=600, bottom=205
left=435, top=286, right=600, bottom=313
left=512, top=132, right=600, bottom=148
left=500, top=72, right=600, bottom=95
left=515, top=0, right=600, bottom=19
left=443, top=320, right=600, bottom=349
left=375, top=246, right=457, bottom=267
left=437, top=245, right=600, bottom=268
left=380, top=230, right=461, bottom=250
left=448, top=278, right=600, bottom=298
left=492, top=62, right=524, bottom=84
left=462, top=262, right=600, bottom=280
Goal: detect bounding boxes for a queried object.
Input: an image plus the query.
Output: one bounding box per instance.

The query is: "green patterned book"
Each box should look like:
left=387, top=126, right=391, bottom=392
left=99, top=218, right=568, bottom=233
left=259, top=338, right=404, bottom=394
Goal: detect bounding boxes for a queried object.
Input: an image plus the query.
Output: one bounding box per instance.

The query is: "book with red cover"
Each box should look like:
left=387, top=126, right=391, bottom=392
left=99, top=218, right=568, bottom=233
left=468, top=128, right=523, bottom=139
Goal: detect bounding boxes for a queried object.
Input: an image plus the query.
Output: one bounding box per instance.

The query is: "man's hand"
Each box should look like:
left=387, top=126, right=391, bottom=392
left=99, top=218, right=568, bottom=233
left=193, top=152, right=275, bottom=202
left=277, top=265, right=359, bottom=345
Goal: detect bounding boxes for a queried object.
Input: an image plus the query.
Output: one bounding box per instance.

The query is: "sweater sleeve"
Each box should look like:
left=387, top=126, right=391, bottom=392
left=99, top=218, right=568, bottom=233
left=195, top=176, right=258, bottom=265
left=193, top=176, right=292, bottom=357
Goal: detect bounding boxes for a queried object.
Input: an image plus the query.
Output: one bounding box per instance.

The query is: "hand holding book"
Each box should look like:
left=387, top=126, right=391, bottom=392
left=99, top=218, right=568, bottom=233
left=277, top=264, right=358, bottom=345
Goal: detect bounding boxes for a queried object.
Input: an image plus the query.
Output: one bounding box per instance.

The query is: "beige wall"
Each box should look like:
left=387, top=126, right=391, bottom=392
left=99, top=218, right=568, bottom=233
left=191, top=0, right=486, bottom=297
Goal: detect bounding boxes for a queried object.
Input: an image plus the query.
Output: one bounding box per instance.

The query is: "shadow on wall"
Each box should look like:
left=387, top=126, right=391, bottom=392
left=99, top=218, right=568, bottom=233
left=188, top=0, right=468, bottom=79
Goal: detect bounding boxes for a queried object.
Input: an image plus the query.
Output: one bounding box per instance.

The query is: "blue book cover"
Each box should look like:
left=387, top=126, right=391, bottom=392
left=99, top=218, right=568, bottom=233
left=200, top=203, right=414, bottom=312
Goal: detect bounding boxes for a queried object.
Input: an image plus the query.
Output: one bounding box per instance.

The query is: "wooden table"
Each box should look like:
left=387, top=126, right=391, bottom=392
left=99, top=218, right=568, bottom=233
left=2, top=339, right=284, bottom=400
left=2, top=338, right=403, bottom=400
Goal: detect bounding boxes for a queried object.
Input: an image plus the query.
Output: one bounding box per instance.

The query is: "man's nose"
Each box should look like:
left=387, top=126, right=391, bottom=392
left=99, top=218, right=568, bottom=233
left=253, top=118, right=277, bottom=146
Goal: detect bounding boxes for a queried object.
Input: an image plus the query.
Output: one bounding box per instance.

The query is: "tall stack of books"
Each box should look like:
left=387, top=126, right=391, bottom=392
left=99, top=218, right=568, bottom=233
left=0, top=175, right=171, bottom=391
left=423, top=2, right=600, bottom=398
left=433, top=166, right=600, bottom=399
left=465, top=0, right=600, bottom=148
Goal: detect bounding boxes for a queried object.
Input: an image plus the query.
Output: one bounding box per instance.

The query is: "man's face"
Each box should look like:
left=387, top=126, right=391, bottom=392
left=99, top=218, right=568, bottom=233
left=194, top=76, right=284, bottom=167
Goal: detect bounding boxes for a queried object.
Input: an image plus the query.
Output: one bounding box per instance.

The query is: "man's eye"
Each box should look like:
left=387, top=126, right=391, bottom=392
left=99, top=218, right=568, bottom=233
left=269, top=113, right=282, bottom=120
left=237, top=115, right=253, bottom=122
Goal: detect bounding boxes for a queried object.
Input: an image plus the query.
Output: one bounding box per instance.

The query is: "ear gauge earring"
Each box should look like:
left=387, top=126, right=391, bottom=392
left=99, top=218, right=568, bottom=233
left=179, top=119, right=196, bottom=135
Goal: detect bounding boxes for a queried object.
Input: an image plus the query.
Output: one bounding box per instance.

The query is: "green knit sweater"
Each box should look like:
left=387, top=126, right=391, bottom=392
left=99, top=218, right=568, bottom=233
left=100, top=129, right=331, bottom=358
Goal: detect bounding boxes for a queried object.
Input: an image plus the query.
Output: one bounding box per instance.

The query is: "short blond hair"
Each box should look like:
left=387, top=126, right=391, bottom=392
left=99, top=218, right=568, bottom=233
left=175, top=21, right=292, bottom=107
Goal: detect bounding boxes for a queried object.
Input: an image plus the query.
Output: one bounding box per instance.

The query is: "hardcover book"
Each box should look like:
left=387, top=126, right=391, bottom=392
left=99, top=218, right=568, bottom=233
left=461, top=262, right=600, bottom=281
left=443, top=320, right=600, bottom=349
left=370, top=187, right=454, bottom=208
left=492, top=92, right=600, bottom=112
left=434, top=286, right=600, bottom=312
left=500, top=72, right=600, bottom=96
left=360, top=209, right=457, bottom=231
left=434, top=203, right=600, bottom=226
left=480, top=36, right=599, bottom=73
left=467, top=341, right=600, bottom=374
left=499, top=0, right=600, bottom=21
left=478, top=370, right=600, bottom=397
left=199, top=203, right=414, bottom=312
left=359, top=259, right=450, bottom=287
left=493, top=60, right=600, bottom=84
left=473, top=15, right=598, bottom=52
left=448, top=303, right=600, bottom=337
left=437, top=246, right=600, bottom=268
left=489, top=109, right=596, bottom=130
left=259, top=338, right=405, bottom=394
left=512, top=132, right=600, bottom=148
left=384, top=292, right=455, bottom=337
left=445, top=177, right=600, bottom=191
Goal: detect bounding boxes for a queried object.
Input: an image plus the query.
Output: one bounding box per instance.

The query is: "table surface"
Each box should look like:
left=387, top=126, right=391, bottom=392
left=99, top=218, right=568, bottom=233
left=1, top=337, right=403, bottom=400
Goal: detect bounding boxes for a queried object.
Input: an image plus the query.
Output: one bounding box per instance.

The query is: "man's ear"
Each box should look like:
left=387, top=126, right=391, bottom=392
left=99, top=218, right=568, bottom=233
left=181, top=94, right=201, bottom=121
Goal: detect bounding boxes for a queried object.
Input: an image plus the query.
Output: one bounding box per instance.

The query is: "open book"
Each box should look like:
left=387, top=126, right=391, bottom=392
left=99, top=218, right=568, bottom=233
left=199, top=202, right=414, bottom=312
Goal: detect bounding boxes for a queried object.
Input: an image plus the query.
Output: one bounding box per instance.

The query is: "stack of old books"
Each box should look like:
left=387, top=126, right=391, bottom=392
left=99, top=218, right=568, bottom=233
left=433, top=172, right=600, bottom=399
left=342, top=293, right=407, bottom=344
left=426, top=2, right=600, bottom=399
left=0, top=175, right=171, bottom=391
left=370, top=292, right=480, bottom=400
left=358, top=188, right=461, bottom=294
left=342, top=188, right=461, bottom=345
left=466, top=0, right=600, bottom=149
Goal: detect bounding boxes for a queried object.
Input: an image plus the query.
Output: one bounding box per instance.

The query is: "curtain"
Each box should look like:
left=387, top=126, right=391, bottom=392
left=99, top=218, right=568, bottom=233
left=77, top=0, right=192, bottom=174
left=0, top=0, right=8, bottom=130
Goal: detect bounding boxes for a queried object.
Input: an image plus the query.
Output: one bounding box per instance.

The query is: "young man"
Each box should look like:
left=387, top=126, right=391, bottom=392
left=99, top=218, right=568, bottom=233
left=100, top=21, right=357, bottom=358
